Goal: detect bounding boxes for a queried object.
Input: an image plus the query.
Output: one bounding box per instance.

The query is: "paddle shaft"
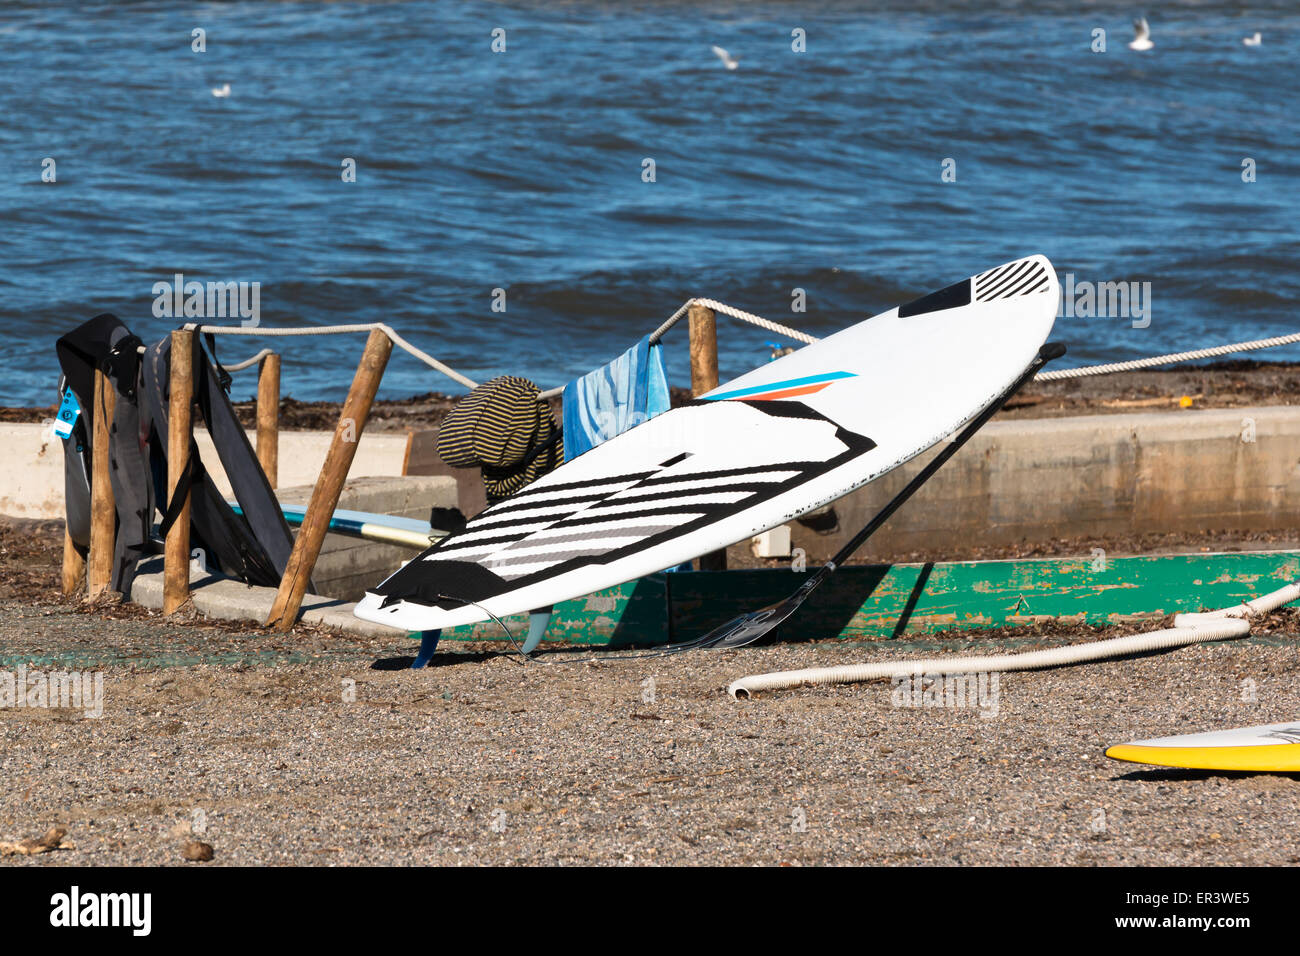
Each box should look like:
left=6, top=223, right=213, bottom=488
left=816, top=342, right=1065, bottom=582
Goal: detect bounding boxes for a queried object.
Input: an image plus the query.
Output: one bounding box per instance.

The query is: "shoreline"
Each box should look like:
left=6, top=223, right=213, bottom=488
left=6, top=359, right=1300, bottom=433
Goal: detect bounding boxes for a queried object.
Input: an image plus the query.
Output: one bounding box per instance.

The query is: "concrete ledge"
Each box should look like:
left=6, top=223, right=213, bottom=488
left=0, top=423, right=408, bottom=520
left=0, top=423, right=64, bottom=519
left=130, top=557, right=406, bottom=639
left=11, top=407, right=1300, bottom=564
left=126, top=475, right=455, bottom=632
left=793, top=405, right=1300, bottom=561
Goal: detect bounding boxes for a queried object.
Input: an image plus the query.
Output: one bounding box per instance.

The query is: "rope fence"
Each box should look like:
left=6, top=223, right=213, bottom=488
left=188, top=321, right=479, bottom=389
left=221, top=347, right=275, bottom=372
left=1032, top=330, right=1300, bottom=381
left=199, top=300, right=1300, bottom=392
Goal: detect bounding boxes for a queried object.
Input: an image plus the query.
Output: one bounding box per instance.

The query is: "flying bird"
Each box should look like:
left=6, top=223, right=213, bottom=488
left=1129, top=17, right=1153, bottom=51
left=711, top=45, right=739, bottom=70
left=1243, top=32, right=1262, bottom=46
left=211, top=83, right=231, bottom=98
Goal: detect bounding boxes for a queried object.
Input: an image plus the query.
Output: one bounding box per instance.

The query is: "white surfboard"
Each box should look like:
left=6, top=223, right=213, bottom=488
left=356, top=254, right=1060, bottom=632
left=1106, top=721, right=1300, bottom=772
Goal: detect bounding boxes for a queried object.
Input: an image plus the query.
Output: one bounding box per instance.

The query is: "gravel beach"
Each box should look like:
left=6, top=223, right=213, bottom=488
left=2, top=523, right=1298, bottom=867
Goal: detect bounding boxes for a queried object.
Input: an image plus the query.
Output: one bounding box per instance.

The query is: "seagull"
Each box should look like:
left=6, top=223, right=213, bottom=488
left=211, top=83, right=231, bottom=98
left=711, top=45, right=739, bottom=70
left=1243, top=32, right=1262, bottom=46
left=1129, top=17, right=1153, bottom=51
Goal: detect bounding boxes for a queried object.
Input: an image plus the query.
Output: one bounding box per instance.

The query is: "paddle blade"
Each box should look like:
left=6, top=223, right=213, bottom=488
left=695, top=590, right=810, bottom=649
left=694, top=572, right=826, bottom=649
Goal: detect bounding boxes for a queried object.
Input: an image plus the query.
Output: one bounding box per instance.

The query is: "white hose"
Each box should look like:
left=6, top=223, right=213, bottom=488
left=1169, top=580, right=1300, bottom=628
left=726, top=580, right=1300, bottom=699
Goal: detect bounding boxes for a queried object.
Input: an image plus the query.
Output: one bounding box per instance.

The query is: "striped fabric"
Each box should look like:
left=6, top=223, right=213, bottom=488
left=437, top=375, right=564, bottom=505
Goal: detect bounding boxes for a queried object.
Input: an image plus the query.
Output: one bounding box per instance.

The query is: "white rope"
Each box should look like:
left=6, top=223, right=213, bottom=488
left=648, top=298, right=820, bottom=347
left=202, top=300, right=816, bottom=393
left=186, top=321, right=480, bottom=390
left=677, top=301, right=1300, bottom=382
left=697, top=298, right=820, bottom=345
left=647, top=302, right=1300, bottom=386
left=189, top=308, right=1300, bottom=394
left=655, top=302, right=1300, bottom=383
left=222, top=347, right=275, bottom=372
left=1034, top=330, right=1300, bottom=381
left=381, top=325, right=480, bottom=389
left=646, top=301, right=693, bottom=344
left=538, top=298, right=820, bottom=398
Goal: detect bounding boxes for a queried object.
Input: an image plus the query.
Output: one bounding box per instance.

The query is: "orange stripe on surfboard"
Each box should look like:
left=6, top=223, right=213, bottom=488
left=725, top=382, right=831, bottom=401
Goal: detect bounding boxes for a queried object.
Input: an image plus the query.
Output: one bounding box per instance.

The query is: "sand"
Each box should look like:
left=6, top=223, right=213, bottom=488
left=2, top=520, right=1297, bottom=867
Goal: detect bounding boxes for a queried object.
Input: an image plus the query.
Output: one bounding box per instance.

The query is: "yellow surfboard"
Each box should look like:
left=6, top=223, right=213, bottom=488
left=1106, top=721, right=1300, bottom=772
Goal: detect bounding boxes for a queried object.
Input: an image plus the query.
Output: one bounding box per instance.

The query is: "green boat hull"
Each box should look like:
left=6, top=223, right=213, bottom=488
left=433, top=550, right=1300, bottom=646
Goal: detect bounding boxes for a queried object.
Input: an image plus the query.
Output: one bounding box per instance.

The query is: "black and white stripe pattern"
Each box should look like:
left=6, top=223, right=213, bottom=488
left=428, top=465, right=806, bottom=580
left=974, top=258, right=1050, bottom=302
left=373, top=399, right=879, bottom=609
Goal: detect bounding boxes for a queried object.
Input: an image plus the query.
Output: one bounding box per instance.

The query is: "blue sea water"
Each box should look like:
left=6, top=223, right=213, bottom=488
left=1, top=0, right=1297, bottom=406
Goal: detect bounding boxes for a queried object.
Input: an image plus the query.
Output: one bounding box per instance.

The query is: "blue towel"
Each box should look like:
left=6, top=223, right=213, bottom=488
left=562, top=334, right=670, bottom=459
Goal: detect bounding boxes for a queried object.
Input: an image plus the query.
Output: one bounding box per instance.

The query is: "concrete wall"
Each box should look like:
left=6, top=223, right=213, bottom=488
left=0, top=424, right=66, bottom=520
left=7, top=407, right=1300, bottom=564
left=0, top=422, right=408, bottom=520
left=790, top=405, right=1300, bottom=561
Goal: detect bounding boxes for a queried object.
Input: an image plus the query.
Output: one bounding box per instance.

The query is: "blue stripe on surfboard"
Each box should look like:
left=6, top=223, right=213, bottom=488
left=705, top=370, right=857, bottom=401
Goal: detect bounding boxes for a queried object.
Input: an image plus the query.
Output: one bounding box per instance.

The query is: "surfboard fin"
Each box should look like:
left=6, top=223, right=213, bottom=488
left=520, top=608, right=553, bottom=655
left=411, top=630, right=441, bottom=669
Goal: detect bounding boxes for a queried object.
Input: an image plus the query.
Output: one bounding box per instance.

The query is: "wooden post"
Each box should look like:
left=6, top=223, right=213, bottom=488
left=61, top=525, right=85, bottom=596
left=87, top=370, right=117, bottom=596
left=688, top=303, right=726, bottom=571
left=256, top=352, right=280, bottom=489
left=688, top=302, right=720, bottom=395
left=164, top=329, right=195, bottom=615
left=267, top=329, right=392, bottom=630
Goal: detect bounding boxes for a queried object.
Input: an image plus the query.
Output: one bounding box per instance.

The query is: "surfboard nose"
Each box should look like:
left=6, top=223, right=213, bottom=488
left=973, top=254, right=1056, bottom=304
left=897, top=254, right=1058, bottom=320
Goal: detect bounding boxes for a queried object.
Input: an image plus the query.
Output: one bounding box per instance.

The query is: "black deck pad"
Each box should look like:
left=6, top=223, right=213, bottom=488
left=375, top=560, right=512, bottom=610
